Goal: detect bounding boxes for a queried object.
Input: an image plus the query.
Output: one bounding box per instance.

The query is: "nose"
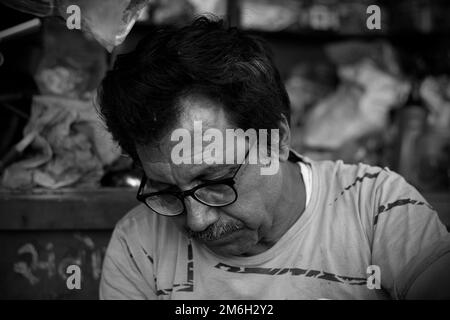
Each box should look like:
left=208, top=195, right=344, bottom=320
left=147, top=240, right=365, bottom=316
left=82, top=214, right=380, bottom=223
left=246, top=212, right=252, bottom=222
left=184, top=197, right=220, bottom=232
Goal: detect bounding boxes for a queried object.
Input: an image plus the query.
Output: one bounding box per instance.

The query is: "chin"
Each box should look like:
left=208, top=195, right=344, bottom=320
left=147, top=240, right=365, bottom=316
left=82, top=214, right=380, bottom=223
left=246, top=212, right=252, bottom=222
left=205, top=236, right=256, bottom=257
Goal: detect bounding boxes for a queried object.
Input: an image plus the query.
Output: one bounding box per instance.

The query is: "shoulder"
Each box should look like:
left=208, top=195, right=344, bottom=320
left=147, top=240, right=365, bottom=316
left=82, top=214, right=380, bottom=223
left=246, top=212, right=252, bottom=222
left=311, top=157, right=438, bottom=225
left=308, top=158, right=416, bottom=232
left=292, top=151, right=394, bottom=196
left=112, top=204, right=181, bottom=252
left=309, top=158, right=394, bottom=193
left=114, top=204, right=154, bottom=235
left=310, top=158, right=422, bottom=208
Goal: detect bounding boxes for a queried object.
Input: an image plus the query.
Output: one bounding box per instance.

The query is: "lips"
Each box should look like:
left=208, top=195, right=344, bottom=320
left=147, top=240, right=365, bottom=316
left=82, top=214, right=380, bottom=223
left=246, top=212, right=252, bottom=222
left=205, top=228, right=244, bottom=245
left=206, top=228, right=244, bottom=244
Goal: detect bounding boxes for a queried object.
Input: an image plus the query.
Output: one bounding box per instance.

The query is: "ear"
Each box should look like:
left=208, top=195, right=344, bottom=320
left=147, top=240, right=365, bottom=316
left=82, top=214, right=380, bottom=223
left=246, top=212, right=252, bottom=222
left=277, top=114, right=291, bottom=162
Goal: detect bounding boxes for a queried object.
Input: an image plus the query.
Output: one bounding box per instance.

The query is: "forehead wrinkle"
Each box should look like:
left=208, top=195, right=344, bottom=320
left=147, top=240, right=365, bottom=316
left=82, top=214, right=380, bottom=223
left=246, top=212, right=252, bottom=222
left=139, top=93, right=245, bottom=185
left=176, top=163, right=236, bottom=183
left=145, top=162, right=237, bottom=186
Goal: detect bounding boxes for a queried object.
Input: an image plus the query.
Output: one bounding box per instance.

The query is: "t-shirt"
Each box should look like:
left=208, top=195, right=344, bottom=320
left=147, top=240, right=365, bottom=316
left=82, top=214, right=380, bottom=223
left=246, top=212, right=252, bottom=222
left=99, top=152, right=450, bottom=300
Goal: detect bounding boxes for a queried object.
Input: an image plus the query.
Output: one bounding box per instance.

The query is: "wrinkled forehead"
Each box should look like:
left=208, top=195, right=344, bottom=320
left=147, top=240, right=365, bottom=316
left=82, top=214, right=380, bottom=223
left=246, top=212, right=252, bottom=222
left=135, top=94, right=250, bottom=182
left=138, top=130, right=250, bottom=162
left=135, top=125, right=249, bottom=170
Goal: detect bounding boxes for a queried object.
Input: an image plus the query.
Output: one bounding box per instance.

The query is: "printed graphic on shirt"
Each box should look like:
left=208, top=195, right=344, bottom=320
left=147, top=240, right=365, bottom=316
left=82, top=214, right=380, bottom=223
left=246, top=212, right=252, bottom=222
left=215, top=263, right=367, bottom=286
left=374, top=198, right=434, bottom=225
left=333, top=170, right=383, bottom=203
left=153, top=240, right=194, bottom=296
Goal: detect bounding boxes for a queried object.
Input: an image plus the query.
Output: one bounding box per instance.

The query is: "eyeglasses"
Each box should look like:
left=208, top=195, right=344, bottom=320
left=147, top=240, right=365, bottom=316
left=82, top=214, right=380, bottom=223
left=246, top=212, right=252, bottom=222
left=136, top=152, right=248, bottom=216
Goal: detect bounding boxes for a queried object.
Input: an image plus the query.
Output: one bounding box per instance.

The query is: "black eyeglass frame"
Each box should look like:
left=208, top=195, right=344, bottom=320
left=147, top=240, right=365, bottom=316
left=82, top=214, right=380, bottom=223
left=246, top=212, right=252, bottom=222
left=136, top=153, right=248, bottom=216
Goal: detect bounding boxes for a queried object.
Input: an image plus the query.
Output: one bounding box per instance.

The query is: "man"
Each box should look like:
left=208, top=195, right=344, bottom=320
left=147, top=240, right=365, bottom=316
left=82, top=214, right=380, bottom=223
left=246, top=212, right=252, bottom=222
left=97, top=17, right=450, bottom=299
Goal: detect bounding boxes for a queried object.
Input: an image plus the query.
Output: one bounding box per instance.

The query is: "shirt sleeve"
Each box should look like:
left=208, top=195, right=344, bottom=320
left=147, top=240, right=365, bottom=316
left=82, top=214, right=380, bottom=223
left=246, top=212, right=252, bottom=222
left=99, top=225, right=157, bottom=300
left=370, top=169, right=450, bottom=299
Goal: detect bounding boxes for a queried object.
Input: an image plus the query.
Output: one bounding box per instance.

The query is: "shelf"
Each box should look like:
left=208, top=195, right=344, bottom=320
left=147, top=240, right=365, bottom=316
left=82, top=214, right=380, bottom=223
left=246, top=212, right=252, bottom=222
left=0, top=188, right=449, bottom=230
left=244, top=29, right=450, bottom=43
left=130, top=21, right=450, bottom=46
left=0, top=188, right=138, bottom=230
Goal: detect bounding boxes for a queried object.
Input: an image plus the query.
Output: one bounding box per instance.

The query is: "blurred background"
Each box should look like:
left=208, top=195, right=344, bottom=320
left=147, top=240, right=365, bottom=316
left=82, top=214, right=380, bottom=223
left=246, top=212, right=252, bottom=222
left=0, top=0, right=450, bottom=299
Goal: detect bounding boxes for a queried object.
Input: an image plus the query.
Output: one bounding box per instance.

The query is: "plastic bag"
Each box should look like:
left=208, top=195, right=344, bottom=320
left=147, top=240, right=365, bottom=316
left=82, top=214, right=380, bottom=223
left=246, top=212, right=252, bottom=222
left=420, top=76, right=450, bottom=130
left=34, top=18, right=107, bottom=99
left=2, top=0, right=56, bottom=17
left=57, top=0, right=149, bottom=52
left=2, top=0, right=150, bottom=52
left=302, top=59, right=410, bottom=150
left=1, top=96, right=121, bottom=189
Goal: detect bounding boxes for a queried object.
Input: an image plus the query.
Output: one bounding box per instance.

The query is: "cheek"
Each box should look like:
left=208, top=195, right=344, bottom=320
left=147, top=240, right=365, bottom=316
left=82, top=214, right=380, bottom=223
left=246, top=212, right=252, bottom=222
left=226, top=174, right=282, bottom=226
left=238, top=175, right=279, bottom=206
left=222, top=193, right=272, bottom=230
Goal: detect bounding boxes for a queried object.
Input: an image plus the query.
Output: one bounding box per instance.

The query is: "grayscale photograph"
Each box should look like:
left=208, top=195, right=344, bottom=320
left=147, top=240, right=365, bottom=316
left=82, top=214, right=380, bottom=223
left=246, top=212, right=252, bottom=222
left=0, top=0, right=449, bottom=306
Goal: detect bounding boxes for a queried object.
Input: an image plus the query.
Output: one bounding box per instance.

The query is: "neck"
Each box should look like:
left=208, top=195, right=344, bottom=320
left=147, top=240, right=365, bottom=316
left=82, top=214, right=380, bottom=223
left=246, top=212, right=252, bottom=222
left=256, top=160, right=306, bottom=251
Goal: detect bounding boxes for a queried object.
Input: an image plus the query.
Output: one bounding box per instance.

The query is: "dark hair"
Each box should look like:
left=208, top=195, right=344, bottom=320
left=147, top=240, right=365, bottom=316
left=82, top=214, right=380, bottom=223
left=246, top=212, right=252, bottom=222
left=98, top=16, right=290, bottom=162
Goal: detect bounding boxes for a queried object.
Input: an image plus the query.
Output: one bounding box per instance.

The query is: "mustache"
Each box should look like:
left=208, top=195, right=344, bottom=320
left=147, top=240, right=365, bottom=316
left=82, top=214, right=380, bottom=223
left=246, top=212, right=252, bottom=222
left=186, top=220, right=244, bottom=242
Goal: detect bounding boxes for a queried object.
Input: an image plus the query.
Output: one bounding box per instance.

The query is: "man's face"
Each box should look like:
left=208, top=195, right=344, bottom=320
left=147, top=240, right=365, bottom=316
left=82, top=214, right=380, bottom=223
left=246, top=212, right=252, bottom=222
left=136, top=94, right=285, bottom=257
